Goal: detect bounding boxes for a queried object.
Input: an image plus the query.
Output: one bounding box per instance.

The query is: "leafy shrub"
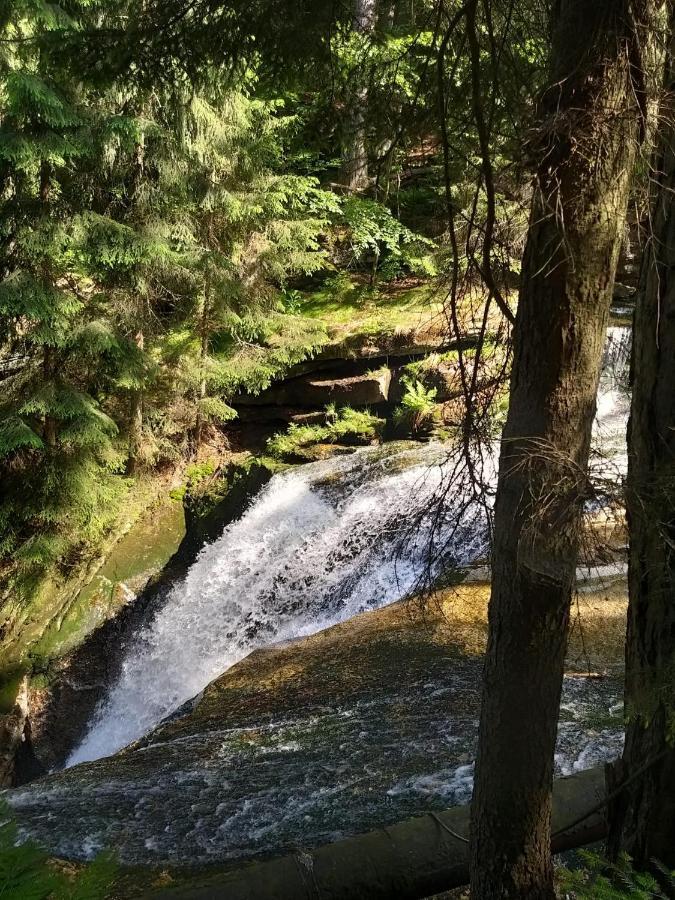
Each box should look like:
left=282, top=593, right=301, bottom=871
left=559, top=850, right=674, bottom=899
left=267, top=406, right=385, bottom=460
left=394, top=379, right=438, bottom=435
left=341, top=197, right=435, bottom=281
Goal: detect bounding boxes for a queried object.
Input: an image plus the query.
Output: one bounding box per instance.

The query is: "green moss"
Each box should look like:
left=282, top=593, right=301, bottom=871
left=0, top=669, right=25, bottom=715
left=297, top=275, right=441, bottom=333
left=169, top=460, right=216, bottom=503
left=28, top=672, right=51, bottom=692
left=0, top=802, right=118, bottom=899
left=26, top=499, right=185, bottom=666
left=183, top=455, right=283, bottom=523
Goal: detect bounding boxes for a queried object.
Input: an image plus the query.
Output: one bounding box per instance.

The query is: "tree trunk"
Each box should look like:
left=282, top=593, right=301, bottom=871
left=192, top=289, right=210, bottom=457
left=126, top=110, right=148, bottom=475
left=39, top=160, right=51, bottom=206
left=127, top=329, right=145, bottom=475
left=42, top=344, right=57, bottom=448
left=341, top=0, right=377, bottom=192
left=607, top=20, right=675, bottom=869
left=470, top=3, right=655, bottom=897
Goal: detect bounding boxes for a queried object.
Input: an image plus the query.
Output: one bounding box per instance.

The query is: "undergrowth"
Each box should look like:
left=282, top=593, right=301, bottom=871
left=559, top=850, right=675, bottom=899
left=267, top=405, right=385, bottom=460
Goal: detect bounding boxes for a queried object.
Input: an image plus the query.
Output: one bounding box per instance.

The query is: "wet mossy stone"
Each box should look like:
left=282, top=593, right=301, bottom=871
left=181, top=459, right=277, bottom=560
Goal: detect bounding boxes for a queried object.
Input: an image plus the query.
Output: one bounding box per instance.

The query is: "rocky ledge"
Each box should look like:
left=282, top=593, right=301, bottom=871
left=5, top=581, right=627, bottom=870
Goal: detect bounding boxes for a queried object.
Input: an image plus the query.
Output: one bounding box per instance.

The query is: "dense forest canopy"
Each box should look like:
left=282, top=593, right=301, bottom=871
left=0, top=0, right=545, bottom=592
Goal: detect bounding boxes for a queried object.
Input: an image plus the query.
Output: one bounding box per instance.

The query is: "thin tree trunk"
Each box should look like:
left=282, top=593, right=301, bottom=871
left=192, top=289, right=210, bottom=457
left=470, top=3, right=655, bottom=897
left=126, top=111, right=147, bottom=475
left=39, top=160, right=51, bottom=205
left=42, top=344, right=57, bottom=448
left=607, top=20, right=675, bottom=868
left=341, top=0, right=377, bottom=191
left=40, top=159, right=57, bottom=448
left=127, top=329, right=145, bottom=475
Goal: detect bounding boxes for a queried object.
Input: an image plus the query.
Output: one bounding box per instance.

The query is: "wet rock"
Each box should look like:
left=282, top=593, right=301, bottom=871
left=14, top=462, right=275, bottom=777
left=286, top=444, right=358, bottom=463
left=4, top=585, right=628, bottom=868
left=0, top=679, right=39, bottom=786
left=613, top=282, right=636, bottom=300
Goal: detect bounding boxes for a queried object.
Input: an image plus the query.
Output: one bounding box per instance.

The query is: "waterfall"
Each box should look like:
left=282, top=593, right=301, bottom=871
left=68, top=443, right=490, bottom=765
left=68, top=328, right=631, bottom=767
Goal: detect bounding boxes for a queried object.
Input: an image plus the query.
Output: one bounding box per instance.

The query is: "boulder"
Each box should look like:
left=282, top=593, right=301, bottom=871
left=237, top=367, right=392, bottom=408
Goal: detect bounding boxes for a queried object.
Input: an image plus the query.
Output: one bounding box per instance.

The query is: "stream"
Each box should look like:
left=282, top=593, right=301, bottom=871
left=70, top=326, right=630, bottom=766
left=4, top=326, right=631, bottom=867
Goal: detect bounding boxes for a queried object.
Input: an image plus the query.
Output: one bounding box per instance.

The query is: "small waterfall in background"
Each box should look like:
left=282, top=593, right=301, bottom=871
left=68, top=327, right=631, bottom=767
left=592, top=325, right=632, bottom=478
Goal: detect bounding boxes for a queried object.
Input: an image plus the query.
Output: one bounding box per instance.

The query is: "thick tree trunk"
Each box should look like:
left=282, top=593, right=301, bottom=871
left=470, top=3, right=655, bottom=898
left=341, top=0, right=377, bottom=192
left=608, top=24, right=675, bottom=868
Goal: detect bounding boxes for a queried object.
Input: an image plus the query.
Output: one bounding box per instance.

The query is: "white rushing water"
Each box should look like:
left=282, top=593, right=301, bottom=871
left=591, top=326, right=631, bottom=479
left=69, top=443, right=491, bottom=764
left=69, top=327, right=631, bottom=767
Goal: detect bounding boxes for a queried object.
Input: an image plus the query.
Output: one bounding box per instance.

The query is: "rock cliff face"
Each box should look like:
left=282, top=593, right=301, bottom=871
left=5, top=583, right=627, bottom=869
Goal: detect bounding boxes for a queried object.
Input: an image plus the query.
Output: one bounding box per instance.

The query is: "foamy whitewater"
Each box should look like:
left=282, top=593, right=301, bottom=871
left=69, top=442, right=490, bottom=764
left=68, top=327, right=631, bottom=766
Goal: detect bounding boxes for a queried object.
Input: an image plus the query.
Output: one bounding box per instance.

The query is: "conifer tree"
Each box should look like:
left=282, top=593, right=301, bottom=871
left=0, top=0, right=126, bottom=581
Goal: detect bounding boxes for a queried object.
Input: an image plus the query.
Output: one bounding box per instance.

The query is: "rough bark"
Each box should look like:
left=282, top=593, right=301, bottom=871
left=40, top=160, right=57, bottom=448
left=608, top=21, right=675, bottom=868
left=127, top=329, right=145, bottom=474
left=470, top=2, right=656, bottom=897
left=191, top=286, right=210, bottom=457
left=341, top=0, right=377, bottom=191
left=126, top=112, right=147, bottom=474
left=42, top=343, right=57, bottom=448
left=154, top=768, right=607, bottom=900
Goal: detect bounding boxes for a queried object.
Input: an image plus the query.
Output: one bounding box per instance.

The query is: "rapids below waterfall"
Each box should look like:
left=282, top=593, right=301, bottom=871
left=69, top=441, right=491, bottom=765
left=68, top=327, right=632, bottom=767
left=2, top=327, right=632, bottom=869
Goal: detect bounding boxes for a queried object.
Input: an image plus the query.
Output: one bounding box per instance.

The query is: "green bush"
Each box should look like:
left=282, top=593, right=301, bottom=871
left=341, top=197, right=435, bottom=281
left=394, top=379, right=438, bottom=435
left=558, top=850, right=674, bottom=899
left=267, top=406, right=385, bottom=460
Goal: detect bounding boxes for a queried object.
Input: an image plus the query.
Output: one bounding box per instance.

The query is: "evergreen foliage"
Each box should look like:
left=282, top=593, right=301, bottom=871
left=0, top=1, right=367, bottom=586
left=0, top=0, right=540, bottom=606
left=559, top=851, right=675, bottom=899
